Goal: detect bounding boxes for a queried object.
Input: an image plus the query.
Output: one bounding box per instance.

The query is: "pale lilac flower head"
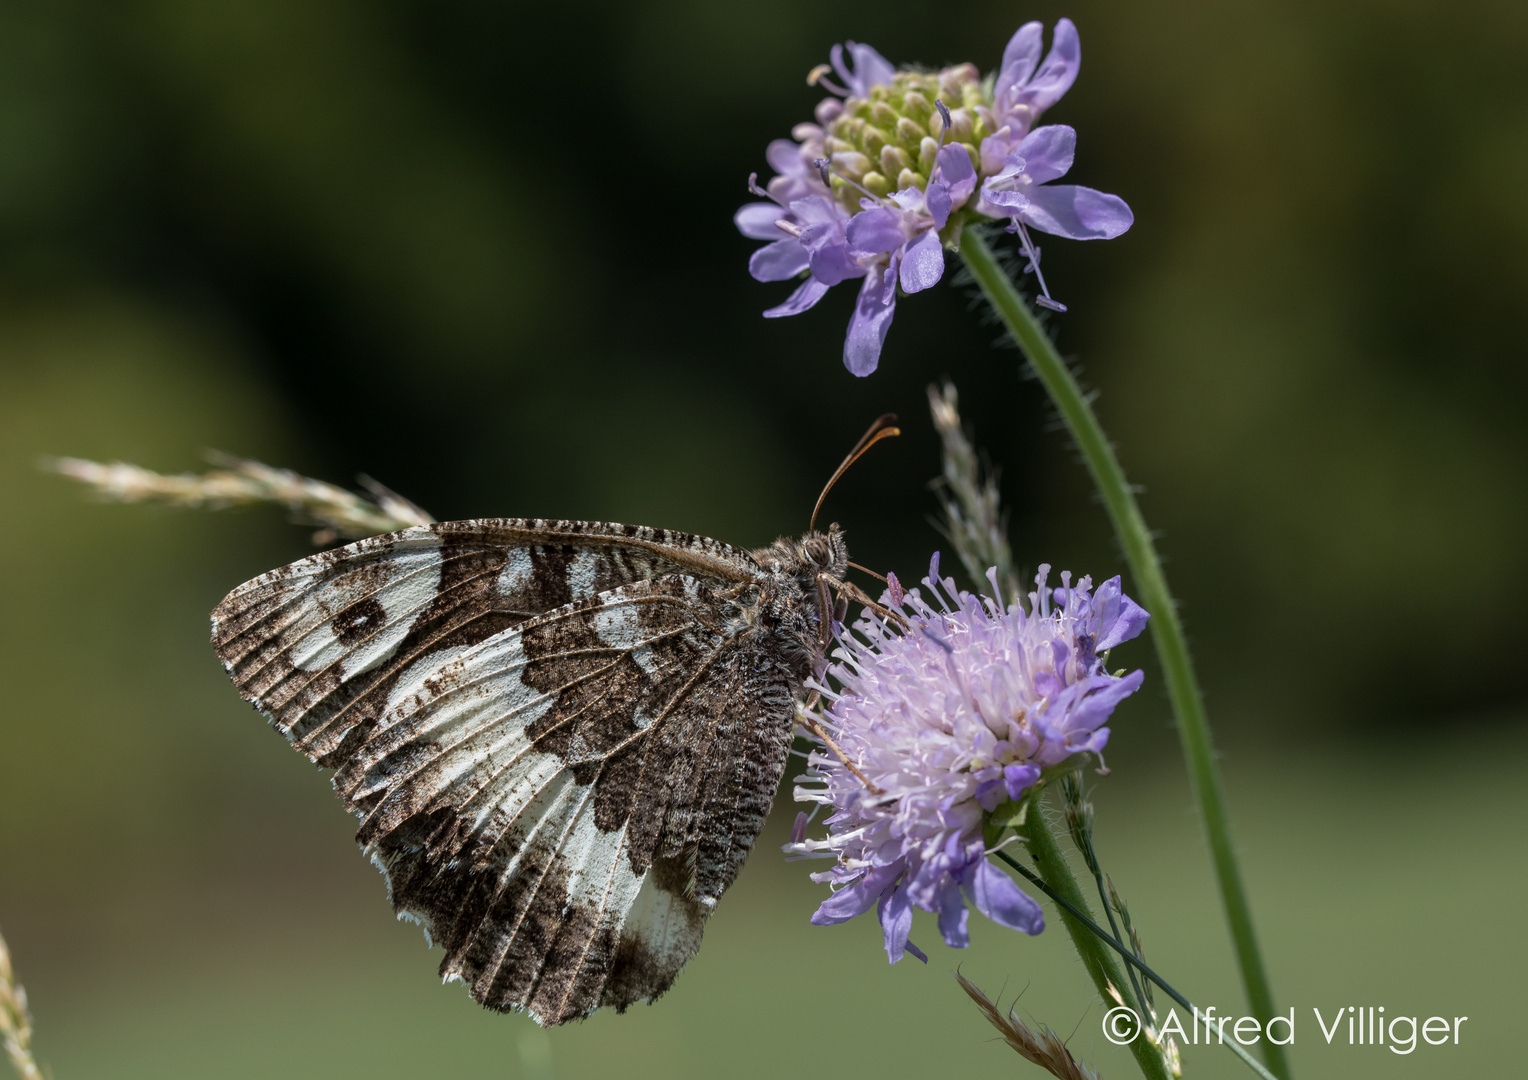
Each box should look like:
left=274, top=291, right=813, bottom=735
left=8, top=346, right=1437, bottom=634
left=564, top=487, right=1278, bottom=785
left=785, top=555, right=1149, bottom=963
left=736, top=19, right=1131, bottom=375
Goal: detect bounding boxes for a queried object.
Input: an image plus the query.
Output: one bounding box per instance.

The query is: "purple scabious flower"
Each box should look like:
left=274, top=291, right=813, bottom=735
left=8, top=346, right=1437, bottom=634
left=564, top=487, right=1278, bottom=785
left=785, top=556, right=1149, bottom=963
left=735, top=19, right=1132, bottom=375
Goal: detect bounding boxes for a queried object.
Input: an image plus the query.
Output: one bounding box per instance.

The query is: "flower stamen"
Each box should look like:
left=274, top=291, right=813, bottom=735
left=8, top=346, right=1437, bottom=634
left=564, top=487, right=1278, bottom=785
left=1008, top=216, right=1068, bottom=312
left=933, top=98, right=952, bottom=151
left=812, top=157, right=886, bottom=206
left=807, top=64, right=850, bottom=97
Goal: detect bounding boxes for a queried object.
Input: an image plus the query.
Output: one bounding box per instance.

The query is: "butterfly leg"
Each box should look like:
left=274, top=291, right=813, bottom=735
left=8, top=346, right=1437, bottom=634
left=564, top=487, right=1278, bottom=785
left=820, top=574, right=908, bottom=629
left=797, top=694, right=883, bottom=796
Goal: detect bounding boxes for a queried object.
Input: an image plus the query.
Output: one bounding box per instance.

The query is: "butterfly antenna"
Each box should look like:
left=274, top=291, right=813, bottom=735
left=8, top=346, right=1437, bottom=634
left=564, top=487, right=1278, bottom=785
left=810, top=413, right=900, bottom=532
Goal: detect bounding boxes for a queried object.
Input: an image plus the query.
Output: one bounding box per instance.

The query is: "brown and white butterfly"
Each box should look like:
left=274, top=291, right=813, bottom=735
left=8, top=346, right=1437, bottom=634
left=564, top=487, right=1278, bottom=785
left=209, top=419, right=898, bottom=1026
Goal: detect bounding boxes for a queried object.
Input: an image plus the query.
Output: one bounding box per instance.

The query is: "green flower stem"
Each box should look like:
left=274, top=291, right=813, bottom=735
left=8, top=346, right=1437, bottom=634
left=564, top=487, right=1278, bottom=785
left=1016, top=802, right=1172, bottom=1080
left=958, top=227, right=1290, bottom=1080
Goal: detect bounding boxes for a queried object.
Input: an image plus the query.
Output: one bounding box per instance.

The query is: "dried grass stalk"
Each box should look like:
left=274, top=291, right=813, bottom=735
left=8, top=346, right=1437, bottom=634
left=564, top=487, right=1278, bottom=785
left=0, top=926, right=43, bottom=1080
left=957, top=971, right=1101, bottom=1080
left=46, top=451, right=433, bottom=542
left=927, top=382, right=1018, bottom=599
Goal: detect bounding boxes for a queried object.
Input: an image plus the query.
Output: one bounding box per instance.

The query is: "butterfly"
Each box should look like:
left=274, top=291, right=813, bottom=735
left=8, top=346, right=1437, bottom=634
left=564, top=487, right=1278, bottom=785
left=208, top=419, right=898, bottom=1026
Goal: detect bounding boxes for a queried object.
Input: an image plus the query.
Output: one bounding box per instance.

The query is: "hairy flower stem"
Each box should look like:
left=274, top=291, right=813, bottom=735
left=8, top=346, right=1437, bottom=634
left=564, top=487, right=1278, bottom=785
left=958, top=227, right=1290, bottom=1080
left=1014, top=804, right=1171, bottom=1080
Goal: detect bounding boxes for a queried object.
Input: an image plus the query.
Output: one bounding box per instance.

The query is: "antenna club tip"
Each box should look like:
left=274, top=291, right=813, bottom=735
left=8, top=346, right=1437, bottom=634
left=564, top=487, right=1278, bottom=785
left=809, top=414, right=904, bottom=531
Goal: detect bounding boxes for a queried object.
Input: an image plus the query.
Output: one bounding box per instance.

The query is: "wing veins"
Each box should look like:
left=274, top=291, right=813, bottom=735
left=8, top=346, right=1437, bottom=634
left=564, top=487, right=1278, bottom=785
left=289, top=569, right=518, bottom=750
left=541, top=817, right=633, bottom=1020
left=361, top=618, right=696, bottom=760
left=225, top=550, right=455, bottom=671
left=354, top=593, right=700, bottom=754
left=474, top=776, right=603, bottom=1001
left=574, top=632, right=749, bottom=767
left=265, top=586, right=702, bottom=740
left=430, top=636, right=703, bottom=847
left=257, top=562, right=500, bottom=731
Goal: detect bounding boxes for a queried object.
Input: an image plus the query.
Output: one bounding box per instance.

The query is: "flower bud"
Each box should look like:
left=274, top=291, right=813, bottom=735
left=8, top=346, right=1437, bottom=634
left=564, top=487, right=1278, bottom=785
left=831, top=150, right=872, bottom=180
left=895, top=116, right=925, bottom=145
left=918, top=136, right=939, bottom=171
left=901, top=90, right=932, bottom=122
left=946, top=107, right=976, bottom=143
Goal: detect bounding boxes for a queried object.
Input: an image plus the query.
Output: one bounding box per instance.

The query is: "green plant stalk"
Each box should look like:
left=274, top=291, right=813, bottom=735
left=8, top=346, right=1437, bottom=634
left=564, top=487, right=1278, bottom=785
left=1017, top=802, right=1172, bottom=1080
left=958, top=227, right=1290, bottom=1080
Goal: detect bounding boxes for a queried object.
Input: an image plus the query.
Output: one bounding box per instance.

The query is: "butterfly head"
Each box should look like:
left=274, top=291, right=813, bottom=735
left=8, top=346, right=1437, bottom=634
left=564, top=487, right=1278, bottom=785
left=751, top=523, right=848, bottom=593
left=800, top=523, right=850, bottom=582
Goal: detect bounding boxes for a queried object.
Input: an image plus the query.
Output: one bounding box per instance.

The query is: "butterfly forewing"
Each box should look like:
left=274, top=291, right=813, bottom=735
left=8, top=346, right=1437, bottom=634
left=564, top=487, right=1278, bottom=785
left=211, top=519, right=808, bottom=1024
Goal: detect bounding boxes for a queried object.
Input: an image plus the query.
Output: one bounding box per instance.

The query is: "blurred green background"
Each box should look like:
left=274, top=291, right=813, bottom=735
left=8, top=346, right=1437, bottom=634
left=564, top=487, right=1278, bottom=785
left=1, top=0, right=1524, bottom=1077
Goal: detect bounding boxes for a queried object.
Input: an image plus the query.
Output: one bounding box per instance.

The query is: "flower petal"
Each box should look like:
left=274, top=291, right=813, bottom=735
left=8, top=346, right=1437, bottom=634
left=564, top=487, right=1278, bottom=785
left=974, top=777, right=1006, bottom=812
left=1022, top=185, right=1134, bottom=240
left=1092, top=576, right=1150, bottom=651
left=937, top=886, right=971, bottom=948
left=878, top=881, right=914, bottom=964
left=980, top=127, right=1015, bottom=176
left=831, top=40, right=895, bottom=97
left=880, top=247, right=898, bottom=307
left=788, top=195, right=843, bottom=225
left=1065, top=670, right=1144, bottom=737
left=999, top=22, right=1044, bottom=92
left=801, top=223, right=860, bottom=286
left=748, top=237, right=809, bottom=282
left=966, top=860, right=1044, bottom=935
left=811, top=862, right=899, bottom=924
left=899, top=229, right=944, bottom=293
left=765, top=138, right=805, bottom=177
left=935, top=144, right=977, bottom=202
left=926, top=180, right=952, bottom=230
left=844, top=266, right=897, bottom=376
left=735, top=202, right=787, bottom=241
left=763, top=276, right=829, bottom=318
left=981, top=186, right=1031, bottom=213
left=1019, top=18, right=1081, bottom=114
left=1003, top=762, right=1041, bottom=801
left=1014, top=125, right=1076, bottom=185
left=845, top=208, right=905, bottom=255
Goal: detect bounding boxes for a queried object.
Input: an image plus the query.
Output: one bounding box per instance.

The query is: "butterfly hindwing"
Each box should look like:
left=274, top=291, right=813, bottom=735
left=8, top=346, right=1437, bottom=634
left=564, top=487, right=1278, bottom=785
left=359, top=576, right=796, bottom=1022
left=210, top=520, right=799, bottom=1024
